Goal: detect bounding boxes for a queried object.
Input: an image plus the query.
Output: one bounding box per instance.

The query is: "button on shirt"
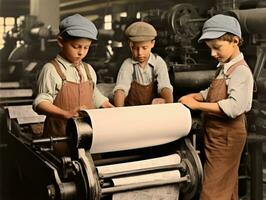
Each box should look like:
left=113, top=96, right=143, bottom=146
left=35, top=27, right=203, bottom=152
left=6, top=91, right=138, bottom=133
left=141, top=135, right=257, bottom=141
left=33, top=55, right=108, bottom=109
left=200, top=53, right=254, bottom=118
left=113, top=53, right=173, bottom=96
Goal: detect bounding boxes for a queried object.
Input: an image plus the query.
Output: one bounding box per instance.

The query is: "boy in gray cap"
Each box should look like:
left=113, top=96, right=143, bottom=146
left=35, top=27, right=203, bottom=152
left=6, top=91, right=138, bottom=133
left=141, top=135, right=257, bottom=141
left=179, top=14, right=253, bottom=200
left=33, top=14, right=113, bottom=155
left=113, top=21, right=173, bottom=106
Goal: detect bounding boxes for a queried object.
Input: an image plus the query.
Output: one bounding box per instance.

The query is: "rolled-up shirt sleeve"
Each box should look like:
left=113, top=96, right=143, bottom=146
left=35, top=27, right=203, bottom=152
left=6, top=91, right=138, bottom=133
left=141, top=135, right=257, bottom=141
left=200, top=87, right=209, bottom=101
left=33, top=63, right=58, bottom=110
left=155, top=57, right=173, bottom=93
left=113, top=60, right=133, bottom=96
left=218, top=67, right=253, bottom=118
left=88, top=66, right=109, bottom=108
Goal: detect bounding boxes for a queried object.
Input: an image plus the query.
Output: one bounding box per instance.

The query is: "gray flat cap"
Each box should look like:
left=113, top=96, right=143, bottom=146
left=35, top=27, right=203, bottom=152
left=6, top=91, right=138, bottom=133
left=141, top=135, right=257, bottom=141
left=198, top=14, right=241, bottom=42
left=125, top=21, right=157, bottom=42
left=59, top=14, right=98, bottom=40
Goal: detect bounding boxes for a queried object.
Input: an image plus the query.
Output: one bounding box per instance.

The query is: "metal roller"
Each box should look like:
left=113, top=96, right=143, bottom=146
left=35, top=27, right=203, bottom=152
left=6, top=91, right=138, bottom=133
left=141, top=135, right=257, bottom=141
left=225, top=8, right=266, bottom=34
left=174, top=70, right=216, bottom=90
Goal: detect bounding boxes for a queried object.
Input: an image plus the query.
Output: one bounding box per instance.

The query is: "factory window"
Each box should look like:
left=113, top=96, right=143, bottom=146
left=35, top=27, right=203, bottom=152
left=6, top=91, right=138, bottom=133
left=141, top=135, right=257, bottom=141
left=120, top=12, right=127, bottom=17
left=136, top=12, right=141, bottom=19
left=0, top=17, right=15, bottom=49
left=104, top=15, right=112, bottom=30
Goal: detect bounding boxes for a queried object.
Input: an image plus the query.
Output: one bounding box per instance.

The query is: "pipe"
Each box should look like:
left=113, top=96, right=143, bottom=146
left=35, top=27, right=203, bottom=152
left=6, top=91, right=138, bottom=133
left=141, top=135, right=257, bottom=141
left=225, top=8, right=266, bottom=34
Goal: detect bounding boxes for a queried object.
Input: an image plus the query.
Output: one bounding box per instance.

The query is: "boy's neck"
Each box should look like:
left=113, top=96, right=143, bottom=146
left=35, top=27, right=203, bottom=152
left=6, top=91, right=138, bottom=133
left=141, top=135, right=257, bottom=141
left=224, top=48, right=241, bottom=64
left=139, top=61, right=148, bottom=68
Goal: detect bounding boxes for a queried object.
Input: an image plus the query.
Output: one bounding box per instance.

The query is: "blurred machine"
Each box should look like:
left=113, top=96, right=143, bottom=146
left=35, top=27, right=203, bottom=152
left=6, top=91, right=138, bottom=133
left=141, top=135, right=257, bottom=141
left=0, top=15, right=58, bottom=106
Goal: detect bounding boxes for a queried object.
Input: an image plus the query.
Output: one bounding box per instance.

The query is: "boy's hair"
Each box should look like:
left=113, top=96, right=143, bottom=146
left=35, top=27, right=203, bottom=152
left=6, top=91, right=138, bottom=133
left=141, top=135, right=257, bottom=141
left=217, top=33, right=244, bottom=46
left=59, top=31, right=85, bottom=41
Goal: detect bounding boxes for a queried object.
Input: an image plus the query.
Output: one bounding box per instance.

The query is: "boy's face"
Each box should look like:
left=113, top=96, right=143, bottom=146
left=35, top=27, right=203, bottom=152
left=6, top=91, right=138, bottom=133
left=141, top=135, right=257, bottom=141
left=129, top=40, right=155, bottom=64
left=58, top=37, right=92, bottom=65
left=205, top=37, right=239, bottom=63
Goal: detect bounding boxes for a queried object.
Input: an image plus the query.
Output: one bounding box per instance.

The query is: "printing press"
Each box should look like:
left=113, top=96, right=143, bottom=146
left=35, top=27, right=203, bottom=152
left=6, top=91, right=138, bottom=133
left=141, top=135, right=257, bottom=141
left=6, top=103, right=203, bottom=200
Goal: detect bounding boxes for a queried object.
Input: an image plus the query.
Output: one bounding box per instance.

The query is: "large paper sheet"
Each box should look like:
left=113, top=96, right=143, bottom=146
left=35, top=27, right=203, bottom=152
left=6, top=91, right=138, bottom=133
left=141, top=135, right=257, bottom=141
left=6, top=105, right=45, bottom=124
left=82, top=103, right=191, bottom=153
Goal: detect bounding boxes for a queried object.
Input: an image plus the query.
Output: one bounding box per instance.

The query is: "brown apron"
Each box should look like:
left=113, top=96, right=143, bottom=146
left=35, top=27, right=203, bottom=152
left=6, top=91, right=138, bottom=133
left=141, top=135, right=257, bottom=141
left=43, top=59, right=95, bottom=156
left=200, top=60, right=248, bottom=200
left=125, top=64, right=157, bottom=106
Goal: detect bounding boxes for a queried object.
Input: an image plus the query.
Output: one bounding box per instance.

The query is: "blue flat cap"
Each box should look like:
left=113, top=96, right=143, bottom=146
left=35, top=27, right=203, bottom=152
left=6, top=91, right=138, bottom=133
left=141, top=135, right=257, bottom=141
left=59, top=14, right=98, bottom=40
left=198, top=14, right=241, bottom=42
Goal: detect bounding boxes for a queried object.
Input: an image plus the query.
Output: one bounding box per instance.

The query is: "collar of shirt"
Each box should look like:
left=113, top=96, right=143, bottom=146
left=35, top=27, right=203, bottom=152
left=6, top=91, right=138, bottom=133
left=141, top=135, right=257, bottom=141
left=217, top=53, right=244, bottom=75
left=131, top=53, right=156, bottom=68
left=56, top=54, right=80, bottom=69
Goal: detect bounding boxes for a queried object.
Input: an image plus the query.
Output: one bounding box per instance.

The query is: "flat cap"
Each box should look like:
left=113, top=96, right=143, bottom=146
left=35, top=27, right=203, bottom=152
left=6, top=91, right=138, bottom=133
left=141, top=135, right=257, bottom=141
left=198, top=14, right=241, bottom=42
left=125, top=21, right=157, bottom=42
left=59, top=14, right=98, bottom=40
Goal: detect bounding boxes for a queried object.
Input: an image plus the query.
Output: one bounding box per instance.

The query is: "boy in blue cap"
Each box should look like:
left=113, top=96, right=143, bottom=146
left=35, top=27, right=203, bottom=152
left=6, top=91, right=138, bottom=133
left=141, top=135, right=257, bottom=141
left=179, top=14, right=253, bottom=199
left=33, top=14, right=113, bottom=155
left=113, top=21, right=173, bottom=106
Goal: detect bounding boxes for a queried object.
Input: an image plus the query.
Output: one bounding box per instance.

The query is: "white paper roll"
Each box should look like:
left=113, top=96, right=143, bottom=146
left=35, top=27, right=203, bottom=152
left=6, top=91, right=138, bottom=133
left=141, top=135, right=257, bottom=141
left=97, top=154, right=182, bottom=200
left=82, top=103, right=191, bottom=153
left=97, top=154, right=181, bottom=176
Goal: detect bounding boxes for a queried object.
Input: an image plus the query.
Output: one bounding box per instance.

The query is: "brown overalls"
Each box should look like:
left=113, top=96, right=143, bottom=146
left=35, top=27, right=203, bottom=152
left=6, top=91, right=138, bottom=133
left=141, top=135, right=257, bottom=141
left=200, top=60, right=248, bottom=200
left=125, top=64, right=157, bottom=106
left=42, top=59, right=95, bottom=156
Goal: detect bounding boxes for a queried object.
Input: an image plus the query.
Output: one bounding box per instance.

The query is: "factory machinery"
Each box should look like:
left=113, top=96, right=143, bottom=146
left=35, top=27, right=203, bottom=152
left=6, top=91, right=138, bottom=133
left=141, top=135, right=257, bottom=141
left=4, top=103, right=202, bottom=200
left=1, top=0, right=266, bottom=200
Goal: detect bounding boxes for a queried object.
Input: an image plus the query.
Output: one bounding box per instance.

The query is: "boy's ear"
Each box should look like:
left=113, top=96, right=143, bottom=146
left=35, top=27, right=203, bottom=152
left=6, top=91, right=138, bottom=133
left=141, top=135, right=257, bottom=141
left=151, top=39, right=155, bottom=47
left=232, top=36, right=239, bottom=45
left=57, top=36, right=64, bottom=48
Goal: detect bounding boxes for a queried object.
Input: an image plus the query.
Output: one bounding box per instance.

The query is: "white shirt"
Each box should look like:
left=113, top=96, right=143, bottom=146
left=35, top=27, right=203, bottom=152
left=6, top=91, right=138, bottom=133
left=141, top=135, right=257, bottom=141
left=33, top=55, right=108, bottom=109
left=200, top=53, right=254, bottom=118
left=113, top=53, right=173, bottom=96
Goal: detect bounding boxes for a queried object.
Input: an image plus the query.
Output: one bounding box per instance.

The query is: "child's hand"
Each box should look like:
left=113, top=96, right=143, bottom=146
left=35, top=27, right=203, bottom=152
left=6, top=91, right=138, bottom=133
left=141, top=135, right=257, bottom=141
left=65, top=108, right=79, bottom=119
left=178, top=95, right=199, bottom=110
left=152, top=98, right=166, bottom=104
left=65, top=106, right=85, bottom=119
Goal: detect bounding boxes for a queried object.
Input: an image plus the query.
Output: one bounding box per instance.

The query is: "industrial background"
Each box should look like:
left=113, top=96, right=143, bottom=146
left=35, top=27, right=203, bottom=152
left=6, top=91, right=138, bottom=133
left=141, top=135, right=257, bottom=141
left=0, top=0, right=266, bottom=200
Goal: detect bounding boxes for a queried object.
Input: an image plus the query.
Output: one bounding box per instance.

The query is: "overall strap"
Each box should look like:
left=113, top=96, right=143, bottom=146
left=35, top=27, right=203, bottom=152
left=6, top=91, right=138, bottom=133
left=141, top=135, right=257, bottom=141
left=83, top=62, right=93, bottom=80
left=50, top=59, right=67, bottom=81
left=132, top=64, right=137, bottom=81
left=215, top=65, right=224, bottom=78
left=226, top=59, right=248, bottom=76
left=151, top=65, right=155, bottom=82
left=132, top=63, right=156, bottom=81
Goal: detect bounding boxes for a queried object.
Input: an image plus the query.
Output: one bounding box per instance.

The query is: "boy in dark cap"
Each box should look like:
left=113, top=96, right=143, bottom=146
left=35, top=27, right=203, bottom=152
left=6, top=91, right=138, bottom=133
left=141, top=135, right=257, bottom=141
left=33, top=14, right=113, bottom=155
left=179, top=14, right=253, bottom=199
left=113, top=21, right=173, bottom=106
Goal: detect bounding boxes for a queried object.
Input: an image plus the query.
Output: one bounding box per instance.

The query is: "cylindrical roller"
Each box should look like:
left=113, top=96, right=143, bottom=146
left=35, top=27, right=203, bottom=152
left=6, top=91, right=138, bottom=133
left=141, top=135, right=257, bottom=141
left=225, top=8, right=266, bottom=34
left=174, top=70, right=215, bottom=90
left=66, top=117, right=93, bottom=156
left=76, top=103, right=191, bottom=154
